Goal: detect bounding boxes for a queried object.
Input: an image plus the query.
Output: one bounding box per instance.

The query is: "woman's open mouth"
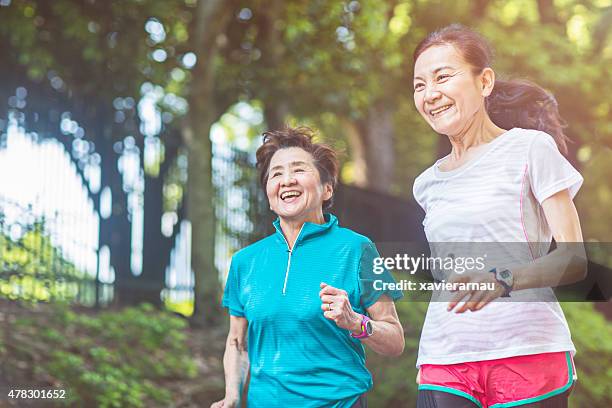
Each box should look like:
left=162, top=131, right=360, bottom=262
left=280, top=190, right=302, bottom=203
left=429, top=104, right=453, bottom=118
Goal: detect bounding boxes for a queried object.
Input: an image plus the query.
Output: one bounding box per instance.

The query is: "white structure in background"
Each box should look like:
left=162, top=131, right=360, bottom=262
left=0, top=120, right=101, bottom=281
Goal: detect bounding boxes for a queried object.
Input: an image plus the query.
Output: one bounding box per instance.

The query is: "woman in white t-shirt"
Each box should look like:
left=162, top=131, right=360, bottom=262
left=411, top=25, right=586, bottom=408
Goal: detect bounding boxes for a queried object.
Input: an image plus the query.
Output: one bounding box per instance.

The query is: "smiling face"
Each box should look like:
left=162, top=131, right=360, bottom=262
left=265, top=147, right=333, bottom=222
left=413, top=44, right=493, bottom=137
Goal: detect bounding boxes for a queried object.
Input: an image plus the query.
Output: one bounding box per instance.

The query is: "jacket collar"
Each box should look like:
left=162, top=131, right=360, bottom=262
left=273, top=213, right=338, bottom=246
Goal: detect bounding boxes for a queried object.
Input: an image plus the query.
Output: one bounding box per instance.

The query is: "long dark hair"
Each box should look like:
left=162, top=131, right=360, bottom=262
left=413, top=24, right=570, bottom=155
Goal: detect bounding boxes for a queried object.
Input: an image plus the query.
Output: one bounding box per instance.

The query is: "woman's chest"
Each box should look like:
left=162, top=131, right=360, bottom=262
left=240, top=248, right=362, bottom=322
left=423, top=171, right=526, bottom=241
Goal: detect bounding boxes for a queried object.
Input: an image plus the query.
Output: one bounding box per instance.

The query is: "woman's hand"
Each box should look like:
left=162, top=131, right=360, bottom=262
left=319, top=282, right=362, bottom=333
left=210, top=396, right=238, bottom=408
left=446, top=271, right=506, bottom=313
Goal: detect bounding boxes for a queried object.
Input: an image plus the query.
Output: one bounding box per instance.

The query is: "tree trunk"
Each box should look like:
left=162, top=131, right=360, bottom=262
left=187, top=0, right=235, bottom=327
left=260, top=0, right=289, bottom=131
left=537, top=0, right=559, bottom=24
left=264, top=103, right=289, bottom=131
left=471, top=0, right=490, bottom=19
left=341, top=119, right=368, bottom=187
left=344, top=100, right=396, bottom=193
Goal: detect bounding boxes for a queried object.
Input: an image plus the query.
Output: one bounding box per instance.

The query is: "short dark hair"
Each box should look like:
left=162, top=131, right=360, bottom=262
left=255, top=126, right=339, bottom=210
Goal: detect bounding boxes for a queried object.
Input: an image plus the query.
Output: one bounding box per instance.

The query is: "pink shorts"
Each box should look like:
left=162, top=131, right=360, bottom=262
left=418, top=352, right=575, bottom=408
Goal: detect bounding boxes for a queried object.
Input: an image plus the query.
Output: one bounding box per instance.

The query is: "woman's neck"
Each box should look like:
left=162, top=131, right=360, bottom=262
left=447, top=112, right=506, bottom=161
left=279, top=211, right=326, bottom=249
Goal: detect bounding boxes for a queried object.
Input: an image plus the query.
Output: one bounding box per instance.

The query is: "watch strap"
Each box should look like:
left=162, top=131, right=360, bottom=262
left=350, top=314, right=371, bottom=339
left=489, top=267, right=512, bottom=297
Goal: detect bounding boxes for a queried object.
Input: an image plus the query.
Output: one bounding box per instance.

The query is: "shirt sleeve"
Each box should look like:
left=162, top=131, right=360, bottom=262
left=221, top=257, right=245, bottom=317
left=359, top=241, right=403, bottom=309
left=528, top=133, right=583, bottom=204
left=412, top=171, right=430, bottom=213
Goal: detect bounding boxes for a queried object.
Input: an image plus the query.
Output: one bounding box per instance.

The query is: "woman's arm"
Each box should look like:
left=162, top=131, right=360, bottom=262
left=360, top=296, right=405, bottom=356
left=512, top=188, right=587, bottom=290
left=211, top=316, right=250, bottom=408
left=448, top=189, right=587, bottom=313
left=320, top=284, right=405, bottom=357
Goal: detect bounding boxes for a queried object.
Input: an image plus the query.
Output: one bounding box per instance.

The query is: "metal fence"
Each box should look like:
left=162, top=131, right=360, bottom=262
left=0, top=122, right=276, bottom=311
left=0, top=122, right=423, bottom=312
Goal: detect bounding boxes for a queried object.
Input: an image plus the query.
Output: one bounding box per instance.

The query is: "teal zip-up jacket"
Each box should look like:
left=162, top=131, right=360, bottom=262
left=222, top=214, right=402, bottom=407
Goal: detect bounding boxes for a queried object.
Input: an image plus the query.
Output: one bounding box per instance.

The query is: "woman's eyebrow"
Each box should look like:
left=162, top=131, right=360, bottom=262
left=269, top=161, right=309, bottom=172
left=290, top=161, right=309, bottom=167
left=414, top=65, right=455, bottom=81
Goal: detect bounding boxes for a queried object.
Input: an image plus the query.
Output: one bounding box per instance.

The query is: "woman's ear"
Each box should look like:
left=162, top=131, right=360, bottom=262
left=480, top=67, right=495, bottom=97
left=323, top=183, right=333, bottom=201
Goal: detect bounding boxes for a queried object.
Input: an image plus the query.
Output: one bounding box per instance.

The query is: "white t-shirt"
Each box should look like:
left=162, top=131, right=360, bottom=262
left=412, top=128, right=583, bottom=367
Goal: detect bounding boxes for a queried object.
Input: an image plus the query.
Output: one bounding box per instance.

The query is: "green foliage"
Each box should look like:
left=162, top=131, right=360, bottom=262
left=216, top=0, right=612, bottom=206
left=4, top=0, right=610, bottom=233
left=562, top=303, right=612, bottom=407
left=1, top=303, right=197, bottom=408
left=366, top=301, right=428, bottom=406
left=0, top=0, right=193, bottom=100
left=0, top=222, right=87, bottom=302
left=575, top=149, right=612, bottom=241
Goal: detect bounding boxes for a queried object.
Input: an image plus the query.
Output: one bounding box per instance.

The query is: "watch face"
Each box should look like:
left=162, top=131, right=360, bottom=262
left=365, top=320, right=374, bottom=336
left=500, top=270, right=511, bottom=279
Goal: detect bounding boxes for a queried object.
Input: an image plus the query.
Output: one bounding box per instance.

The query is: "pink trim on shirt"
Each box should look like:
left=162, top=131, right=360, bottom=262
left=520, top=164, right=536, bottom=261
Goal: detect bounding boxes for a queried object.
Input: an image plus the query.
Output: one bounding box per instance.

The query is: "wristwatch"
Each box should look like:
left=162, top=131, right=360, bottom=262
left=351, top=314, right=373, bottom=339
left=490, top=267, right=513, bottom=297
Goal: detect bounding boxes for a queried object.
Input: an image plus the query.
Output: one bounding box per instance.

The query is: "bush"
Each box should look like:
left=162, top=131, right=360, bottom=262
left=1, top=303, right=197, bottom=407
left=366, top=301, right=428, bottom=407
left=563, top=302, right=612, bottom=407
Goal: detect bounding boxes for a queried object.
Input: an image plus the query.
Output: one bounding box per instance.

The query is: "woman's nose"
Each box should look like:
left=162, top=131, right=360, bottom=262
left=280, top=173, right=297, bottom=186
left=424, top=85, right=441, bottom=104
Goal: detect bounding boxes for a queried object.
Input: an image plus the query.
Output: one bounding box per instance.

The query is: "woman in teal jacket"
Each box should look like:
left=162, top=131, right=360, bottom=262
left=211, top=127, right=404, bottom=408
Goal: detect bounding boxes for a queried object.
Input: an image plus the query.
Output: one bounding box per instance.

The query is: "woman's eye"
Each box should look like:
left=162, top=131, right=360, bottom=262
left=436, top=74, right=451, bottom=82
left=271, top=172, right=281, bottom=178
left=414, top=83, right=424, bottom=92
left=294, top=168, right=305, bottom=173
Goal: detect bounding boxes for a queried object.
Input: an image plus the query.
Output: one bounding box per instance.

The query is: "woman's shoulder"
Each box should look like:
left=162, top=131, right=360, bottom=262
left=412, top=164, right=437, bottom=208
left=331, top=222, right=373, bottom=245
left=326, top=221, right=379, bottom=255
left=414, top=163, right=437, bottom=186
left=503, top=127, right=556, bottom=148
left=231, top=234, right=278, bottom=263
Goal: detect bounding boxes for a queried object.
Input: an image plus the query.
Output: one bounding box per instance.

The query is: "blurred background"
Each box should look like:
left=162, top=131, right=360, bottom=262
left=0, top=0, right=611, bottom=406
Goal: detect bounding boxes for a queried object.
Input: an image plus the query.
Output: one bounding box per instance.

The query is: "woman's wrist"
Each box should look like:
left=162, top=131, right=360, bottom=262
left=350, top=312, right=365, bottom=334
left=224, top=387, right=240, bottom=402
left=510, top=267, right=529, bottom=291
